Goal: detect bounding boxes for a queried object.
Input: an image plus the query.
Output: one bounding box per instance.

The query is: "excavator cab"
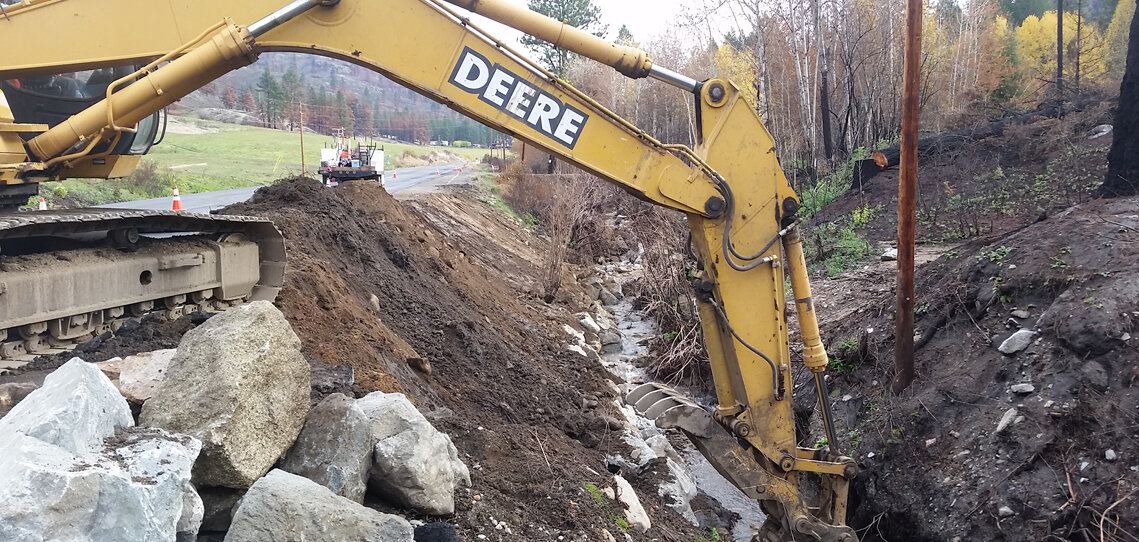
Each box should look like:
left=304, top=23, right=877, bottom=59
left=2, top=68, right=163, bottom=159
left=0, top=67, right=163, bottom=209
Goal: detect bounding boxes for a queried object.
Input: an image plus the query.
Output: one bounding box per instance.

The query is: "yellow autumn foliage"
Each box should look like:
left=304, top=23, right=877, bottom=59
left=1015, top=11, right=1107, bottom=95
left=713, top=44, right=759, bottom=113
left=1105, top=0, right=1136, bottom=80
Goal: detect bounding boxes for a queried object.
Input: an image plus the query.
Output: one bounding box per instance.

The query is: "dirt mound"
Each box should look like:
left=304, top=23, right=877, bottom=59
left=814, top=196, right=1139, bottom=540
left=223, top=178, right=705, bottom=539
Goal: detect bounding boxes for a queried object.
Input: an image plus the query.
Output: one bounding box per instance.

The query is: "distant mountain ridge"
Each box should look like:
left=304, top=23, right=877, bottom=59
left=181, top=52, right=506, bottom=146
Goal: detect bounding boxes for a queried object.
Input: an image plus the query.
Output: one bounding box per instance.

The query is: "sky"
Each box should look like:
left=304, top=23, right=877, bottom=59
left=461, top=0, right=726, bottom=59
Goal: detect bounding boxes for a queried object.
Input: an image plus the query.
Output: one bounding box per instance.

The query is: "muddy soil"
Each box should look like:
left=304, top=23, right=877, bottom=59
left=794, top=103, right=1138, bottom=540
left=817, top=196, right=1139, bottom=541
left=220, top=177, right=707, bottom=540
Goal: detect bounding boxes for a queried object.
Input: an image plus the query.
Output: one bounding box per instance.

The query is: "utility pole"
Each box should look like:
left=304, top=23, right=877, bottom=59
left=298, top=99, right=306, bottom=173
left=1057, top=0, right=1065, bottom=109
left=893, top=0, right=922, bottom=394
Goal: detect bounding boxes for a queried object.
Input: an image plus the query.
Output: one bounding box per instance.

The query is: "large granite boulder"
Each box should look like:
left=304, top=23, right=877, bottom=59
left=0, top=427, right=201, bottom=541
left=278, top=393, right=373, bottom=502
left=141, top=301, right=311, bottom=488
left=0, top=357, right=132, bottom=454
left=357, top=392, right=471, bottom=515
left=118, top=349, right=178, bottom=404
left=225, top=469, right=413, bottom=542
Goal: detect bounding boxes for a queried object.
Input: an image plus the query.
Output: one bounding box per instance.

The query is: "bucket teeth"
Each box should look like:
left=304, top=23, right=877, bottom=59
left=625, top=382, right=663, bottom=405
left=625, top=382, right=716, bottom=438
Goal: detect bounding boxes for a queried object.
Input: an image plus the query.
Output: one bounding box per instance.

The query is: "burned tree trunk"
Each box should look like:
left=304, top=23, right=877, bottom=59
left=852, top=95, right=1103, bottom=190
left=1098, top=7, right=1139, bottom=198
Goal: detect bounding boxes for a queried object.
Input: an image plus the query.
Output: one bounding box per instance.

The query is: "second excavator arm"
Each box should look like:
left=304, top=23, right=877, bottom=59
left=0, top=0, right=856, bottom=538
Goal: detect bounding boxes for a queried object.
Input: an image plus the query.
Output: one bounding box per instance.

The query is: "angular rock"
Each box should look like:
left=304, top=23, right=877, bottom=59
left=881, top=247, right=898, bottom=261
left=414, top=522, right=460, bottom=542
left=0, top=427, right=200, bottom=542
left=599, top=328, right=622, bottom=346
left=0, top=357, right=133, bottom=455
left=567, top=344, right=601, bottom=363
left=601, top=342, right=624, bottom=355
left=118, top=349, right=178, bottom=404
left=998, top=330, right=1034, bottom=354
left=584, top=278, right=603, bottom=301
left=599, top=289, right=620, bottom=307
left=0, top=382, right=37, bottom=419
left=357, top=392, right=471, bottom=515
left=996, top=408, right=1019, bottom=433
left=225, top=469, right=413, bottom=542
left=614, top=474, right=651, bottom=533
left=578, top=313, right=602, bottom=334
left=177, top=485, right=205, bottom=542
left=1088, top=124, right=1113, bottom=139
left=595, top=311, right=616, bottom=331
left=141, top=301, right=311, bottom=488
left=1010, top=309, right=1031, bottom=319
left=998, top=505, right=1015, bottom=518
left=94, top=357, right=124, bottom=381
left=1010, top=383, right=1036, bottom=394
left=1106, top=449, right=1118, bottom=461
left=563, top=324, right=585, bottom=344
left=279, top=393, right=373, bottom=503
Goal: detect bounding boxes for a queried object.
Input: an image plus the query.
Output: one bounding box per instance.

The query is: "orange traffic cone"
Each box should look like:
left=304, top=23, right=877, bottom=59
left=435, top=167, right=441, bottom=176
left=172, top=186, right=183, bottom=211
left=38, top=197, right=46, bottom=211
left=391, top=171, right=397, bottom=179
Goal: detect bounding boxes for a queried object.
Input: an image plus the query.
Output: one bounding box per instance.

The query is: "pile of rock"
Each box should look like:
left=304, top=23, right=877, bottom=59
left=565, top=273, right=626, bottom=361
left=0, top=301, right=469, bottom=542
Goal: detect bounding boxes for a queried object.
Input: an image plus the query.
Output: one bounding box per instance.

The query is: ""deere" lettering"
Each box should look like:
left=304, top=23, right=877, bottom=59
left=449, top=47, right=588, bottom=150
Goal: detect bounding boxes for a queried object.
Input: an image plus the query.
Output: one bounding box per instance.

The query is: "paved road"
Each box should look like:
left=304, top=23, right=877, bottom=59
left=100, top=162, right=469, bottom=213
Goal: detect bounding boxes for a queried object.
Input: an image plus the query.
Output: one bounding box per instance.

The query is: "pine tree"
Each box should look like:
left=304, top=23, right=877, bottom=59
left=240, top=89, right=256, bottom=112
left=335, top=90, right=355, bottom=135
left=520, top=0, right=606, bottom=77
left=256, top=68, right=286, bottom=128
left=281, top=65, right=303, bottom=130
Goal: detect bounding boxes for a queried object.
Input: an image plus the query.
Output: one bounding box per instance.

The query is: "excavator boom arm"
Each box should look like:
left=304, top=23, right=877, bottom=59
left=0, top=1, right=856, bottom=538
left=0, top=0, right=720, bottom=216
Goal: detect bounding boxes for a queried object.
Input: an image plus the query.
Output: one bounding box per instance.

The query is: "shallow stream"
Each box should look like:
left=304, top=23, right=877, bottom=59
left=597, top=267, right=764, bottom=542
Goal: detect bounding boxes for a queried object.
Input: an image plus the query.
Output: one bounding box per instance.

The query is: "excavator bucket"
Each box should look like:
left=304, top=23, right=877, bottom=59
left=627, top=383, right=859, bottom=542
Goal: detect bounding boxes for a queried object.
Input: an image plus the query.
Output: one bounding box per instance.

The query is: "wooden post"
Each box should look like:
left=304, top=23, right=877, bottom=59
left=298, top=100, right=306, bottom=174
left=893, top=0, right=922, bottom=394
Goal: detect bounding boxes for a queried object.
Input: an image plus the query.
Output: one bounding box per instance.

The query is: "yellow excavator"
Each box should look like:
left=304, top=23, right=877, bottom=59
left=0, top=0, right=857, bottom=539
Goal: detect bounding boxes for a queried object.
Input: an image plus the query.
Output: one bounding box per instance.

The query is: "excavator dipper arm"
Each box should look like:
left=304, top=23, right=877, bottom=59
left=0, top=0, right=856, bottom=538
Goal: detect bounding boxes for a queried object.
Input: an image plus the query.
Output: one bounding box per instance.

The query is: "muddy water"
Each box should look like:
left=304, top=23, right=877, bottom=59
left=598, top=271, right=764, bottom=541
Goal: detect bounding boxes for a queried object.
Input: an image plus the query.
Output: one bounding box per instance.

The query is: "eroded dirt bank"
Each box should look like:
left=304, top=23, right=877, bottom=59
left=222, top=178, right=707, bottom=540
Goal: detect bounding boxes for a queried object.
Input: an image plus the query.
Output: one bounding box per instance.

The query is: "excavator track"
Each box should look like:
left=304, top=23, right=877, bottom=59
left=0, top=209, right=285, bottom=372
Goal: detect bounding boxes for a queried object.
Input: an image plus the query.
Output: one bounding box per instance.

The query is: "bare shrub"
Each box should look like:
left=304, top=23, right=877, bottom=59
left=125, top=160, right=167, bottom=196
left=540, top=174, right=601, bottom=301
left=501, top=168, right=554, bottom=222
left=1004, top=118, right=1065, bottom=163
left=622, top=207, right=708, bottom=383
left=567, top=182, right=627, bottom=264
left=495, top=161, right=527, bottom=194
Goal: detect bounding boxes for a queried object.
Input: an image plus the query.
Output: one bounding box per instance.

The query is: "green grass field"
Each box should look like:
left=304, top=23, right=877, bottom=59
left=39, top=117, right=491, bottom=207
